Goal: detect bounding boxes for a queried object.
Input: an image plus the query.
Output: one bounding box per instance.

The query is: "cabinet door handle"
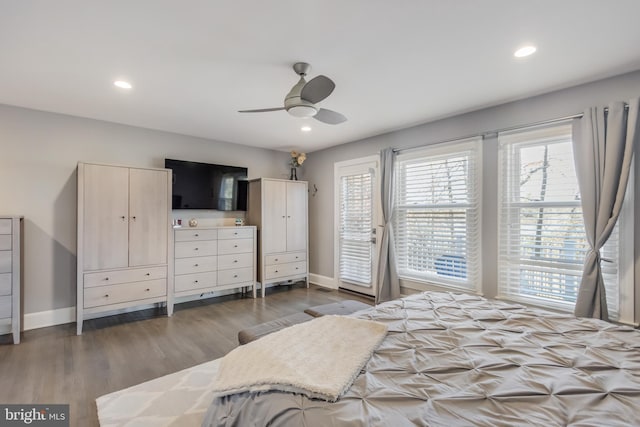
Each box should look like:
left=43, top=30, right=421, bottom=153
left=132, top=216, right=137, bottom=221
left=120, top=216, right=126, bottom=220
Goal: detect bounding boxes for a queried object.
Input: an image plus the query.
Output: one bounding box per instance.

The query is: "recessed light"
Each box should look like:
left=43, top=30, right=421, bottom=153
left=301, top=126, right=312, bottom=132
left=114, top=80, right=133, bottom=89
left=514, top=46, right=537, bottom=58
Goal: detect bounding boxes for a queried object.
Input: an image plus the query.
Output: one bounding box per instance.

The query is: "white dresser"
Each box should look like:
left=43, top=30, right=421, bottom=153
left=174, top=226, right=257, bottom=299
left=0, top=216, right=22, bottom=344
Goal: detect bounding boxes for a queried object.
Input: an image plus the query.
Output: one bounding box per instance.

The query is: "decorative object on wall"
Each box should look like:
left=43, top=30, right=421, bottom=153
left=311, top=184, right=318, bottom=197
left=189, top=218, right=198, bottom=227
left=290, top=151, right=306, bottom=181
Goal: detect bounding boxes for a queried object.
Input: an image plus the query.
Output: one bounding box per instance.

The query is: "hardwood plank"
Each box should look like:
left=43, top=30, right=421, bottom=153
left=0, top=284, right=372, bottom=427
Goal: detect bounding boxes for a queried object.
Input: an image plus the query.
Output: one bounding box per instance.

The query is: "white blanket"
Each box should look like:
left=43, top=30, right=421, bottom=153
left=212, top=315, right=388, bottom=402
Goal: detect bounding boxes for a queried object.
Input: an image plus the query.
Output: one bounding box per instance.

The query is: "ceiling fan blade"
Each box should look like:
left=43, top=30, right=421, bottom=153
left=314, top=108, right=347, bottom=125
left=238, top=107, right=285, bottom=113
left=301, top=75, right=335, bottom=104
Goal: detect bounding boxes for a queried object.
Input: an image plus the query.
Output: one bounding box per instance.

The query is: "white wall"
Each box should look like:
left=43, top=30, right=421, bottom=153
left=304, top=70, right=640, bottom=316
left=0, top=104, right=289, bottom=316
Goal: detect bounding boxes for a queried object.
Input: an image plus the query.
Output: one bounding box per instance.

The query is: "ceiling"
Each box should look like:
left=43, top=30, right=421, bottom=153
left=2, top=1, right=640, bottom=153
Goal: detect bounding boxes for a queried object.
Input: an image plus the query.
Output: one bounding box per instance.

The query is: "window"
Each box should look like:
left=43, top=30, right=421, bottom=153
left=497, top=123, right=626, bottom=319
left=394, top=138, right=482, bottom=291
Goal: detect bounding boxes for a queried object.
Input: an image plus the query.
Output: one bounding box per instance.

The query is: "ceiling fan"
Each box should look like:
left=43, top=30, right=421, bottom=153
left=238, top=62, right=347, bottom=125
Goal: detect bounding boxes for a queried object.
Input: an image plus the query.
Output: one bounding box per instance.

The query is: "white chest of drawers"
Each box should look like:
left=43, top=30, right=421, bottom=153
left=0, top=216, right=22, bottom=344
left=173, top=226, right=257, bottom=299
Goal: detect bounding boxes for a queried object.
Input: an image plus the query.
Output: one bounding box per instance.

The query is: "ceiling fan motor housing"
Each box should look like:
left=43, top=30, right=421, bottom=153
left=284, top=76, right=318, bottom=117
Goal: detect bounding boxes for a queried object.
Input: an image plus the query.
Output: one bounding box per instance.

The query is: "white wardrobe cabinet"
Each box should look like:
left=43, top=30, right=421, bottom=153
left=77, top=162, right=173, bottom=335
left=0, top=216, right=22, bottom=344
left=247, top=178, right=308, bottom=297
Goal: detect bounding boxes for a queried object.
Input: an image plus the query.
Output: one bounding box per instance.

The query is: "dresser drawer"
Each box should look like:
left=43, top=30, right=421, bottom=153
left=217, top=252, right=253, bottom=270
left=175, top=256, right=217, bottom=275
left=175, top=271, right=217, bottom=292
left=0, top=219, right=11, bottom=234
left=265, top=251, right=306, bottom=266
left=0, top=251, right=11, bottom=274
left=175, top=228, right=218, bottom=242
left=218, top=267, right=253, bottom=286
left=0, top=273, right=11, bottom=296
left=218, top=227, right=253, bottom=240
left=84, top=266, right=167, bottom=288
left=218, top=238, right=253, bottom=255
left=0, top=295, right=10, bottom=318
left=84, top=279, right=166, bottom=308
left=0, top=235, right=11, bottom=250
left=175, top=240, right=218, bottom=258
left=265, top=261, right=306, bottom=280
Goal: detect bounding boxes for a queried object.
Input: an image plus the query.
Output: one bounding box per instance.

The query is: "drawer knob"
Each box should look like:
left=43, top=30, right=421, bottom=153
left=145, top=273, right=150, bottom=276
left=120, top=216, right=126, bottom=220
left=105, top=294, right=109, bottom=298
left=234, top=274, right=238, bottom=278
left=105, top=277, right=109, bottom=281
left=195, top=233, right=199, bottom=237
left=274, top=259, right=278, bottom=262
left=234, top=245, right=238, bottom=248
left=275, top=270, right=278, bottom=273
left=195, top=280, right=199, bottom=283
left=296, top=267, right=299, bottom=270
left=233, top=260, right=238, bottom=263
left=194, top=263, right=199, bottom=267
left=146, top=288, right=150, bottom=291
left=296, top=256, right=299, bottom=259
left=234, top=232, right=238, bottom=235
left=194, top=247, right=199, bottom=251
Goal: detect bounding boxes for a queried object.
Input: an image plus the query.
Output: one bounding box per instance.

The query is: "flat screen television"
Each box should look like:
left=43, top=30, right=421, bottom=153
left=165, top=158, right=248, bottom=211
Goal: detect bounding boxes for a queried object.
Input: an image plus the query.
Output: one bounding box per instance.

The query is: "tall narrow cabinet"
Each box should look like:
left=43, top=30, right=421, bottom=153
left=0, top=216, right=22, bottom=344
left=77, top=162, right=173, bottom=334
left=247, top=178, right=308, bottom=297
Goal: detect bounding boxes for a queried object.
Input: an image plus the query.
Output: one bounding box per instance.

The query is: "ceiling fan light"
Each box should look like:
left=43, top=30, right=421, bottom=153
left=287, top=105, right=317, bottom=118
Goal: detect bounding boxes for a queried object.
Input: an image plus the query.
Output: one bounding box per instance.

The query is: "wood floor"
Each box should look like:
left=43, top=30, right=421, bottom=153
left=0, top=283, right=372, bottom=427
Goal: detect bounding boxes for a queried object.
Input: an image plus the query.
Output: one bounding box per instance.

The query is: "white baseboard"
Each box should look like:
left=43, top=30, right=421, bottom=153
left=309, top=273, right=337, bottom=289
left=24, top=306, right=76, bottom=331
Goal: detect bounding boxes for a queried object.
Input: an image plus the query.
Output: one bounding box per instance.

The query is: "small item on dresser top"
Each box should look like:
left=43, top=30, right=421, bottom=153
left=188, top=218, right=198, bottom=227
left=235, top=218, right=245, bottom=226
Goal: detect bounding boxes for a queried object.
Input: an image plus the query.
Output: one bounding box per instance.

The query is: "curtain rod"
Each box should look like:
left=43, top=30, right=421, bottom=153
left=394, top=104, right=629, bottom=154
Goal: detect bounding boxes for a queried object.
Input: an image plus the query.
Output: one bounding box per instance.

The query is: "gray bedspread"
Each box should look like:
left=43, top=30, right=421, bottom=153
left=202, top=292, right=640, bottom=426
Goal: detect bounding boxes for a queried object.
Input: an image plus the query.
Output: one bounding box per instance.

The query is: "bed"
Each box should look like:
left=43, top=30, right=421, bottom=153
left=202, top=291, right=640, bottom=426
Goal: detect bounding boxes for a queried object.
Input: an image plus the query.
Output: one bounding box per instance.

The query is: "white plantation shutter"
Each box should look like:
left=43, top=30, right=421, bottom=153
left=393, top=138, right=482, bottom=290
left=339, top=171, right=374, bottom=285
left=498, top=123, right=620, bottom=317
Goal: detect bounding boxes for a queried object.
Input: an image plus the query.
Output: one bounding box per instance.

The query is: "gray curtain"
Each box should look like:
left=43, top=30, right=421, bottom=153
left=376, top=148, right=400, bottom=304
left=572, top=98, right=638, bottom=320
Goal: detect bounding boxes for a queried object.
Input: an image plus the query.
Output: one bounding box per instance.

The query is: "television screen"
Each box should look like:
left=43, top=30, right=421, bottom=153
left=165, top=158, right=248, bottom=211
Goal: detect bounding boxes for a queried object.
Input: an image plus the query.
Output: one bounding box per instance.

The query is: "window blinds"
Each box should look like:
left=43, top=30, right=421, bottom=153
left=339, top=172, right=374, bottom=286
left=394, top=138, right=482, bottom=290
left=497, top=123, right=619, bottom=316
